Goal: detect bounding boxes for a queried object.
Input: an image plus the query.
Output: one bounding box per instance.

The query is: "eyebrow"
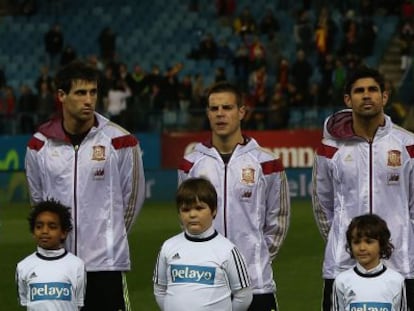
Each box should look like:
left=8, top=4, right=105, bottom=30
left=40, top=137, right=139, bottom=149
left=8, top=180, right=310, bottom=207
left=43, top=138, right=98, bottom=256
left=352, top=85, right=380, bottom=93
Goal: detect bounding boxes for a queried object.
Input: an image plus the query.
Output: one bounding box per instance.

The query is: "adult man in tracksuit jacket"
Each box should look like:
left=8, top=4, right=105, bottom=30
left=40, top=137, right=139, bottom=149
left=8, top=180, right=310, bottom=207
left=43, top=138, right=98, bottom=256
left=178, top=81, right=291, bottom=311
left=25, top=61, right=146, bottom=311
left=312, top=66, right=414, bottom=311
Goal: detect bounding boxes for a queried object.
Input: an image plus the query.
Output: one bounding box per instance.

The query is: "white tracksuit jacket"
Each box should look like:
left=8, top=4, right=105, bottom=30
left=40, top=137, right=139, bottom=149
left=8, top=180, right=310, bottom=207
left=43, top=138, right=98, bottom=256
left=178, top=136, right=291, bottom=294
left=25, top=113, right=145, bottom=271
left=312, top=109, right=414, bottom=279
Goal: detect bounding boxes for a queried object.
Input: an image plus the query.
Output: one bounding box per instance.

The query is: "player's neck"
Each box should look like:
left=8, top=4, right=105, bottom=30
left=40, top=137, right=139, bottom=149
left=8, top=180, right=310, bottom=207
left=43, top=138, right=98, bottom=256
left=212, top=133, right=244, bottom=154
left=352, top=113, right=385, bottom=141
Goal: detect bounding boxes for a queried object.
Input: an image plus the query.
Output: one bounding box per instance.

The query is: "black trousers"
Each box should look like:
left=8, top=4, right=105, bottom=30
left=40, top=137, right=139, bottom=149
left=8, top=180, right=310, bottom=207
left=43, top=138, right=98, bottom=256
left=81, top=271, right=127, bottom=311
left=323, top=278, right=414, bottom=311
left=248, top=293, right=278, bottom=311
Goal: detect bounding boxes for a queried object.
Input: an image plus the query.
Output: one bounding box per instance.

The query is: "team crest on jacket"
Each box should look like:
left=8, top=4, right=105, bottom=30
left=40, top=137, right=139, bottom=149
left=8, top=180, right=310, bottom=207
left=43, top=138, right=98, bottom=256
left=92, top=145, right=106, bottom=161
left=241, top=167, right=255, bottom=185
left=387, top=150, right=401, bottom=167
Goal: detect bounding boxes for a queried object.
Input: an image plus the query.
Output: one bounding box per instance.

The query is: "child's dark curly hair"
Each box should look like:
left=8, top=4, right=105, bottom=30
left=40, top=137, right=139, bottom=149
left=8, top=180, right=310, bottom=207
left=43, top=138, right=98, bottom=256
left=346, top=214, right=394, bottom=259
left=28, top=198, right=73, bottom=237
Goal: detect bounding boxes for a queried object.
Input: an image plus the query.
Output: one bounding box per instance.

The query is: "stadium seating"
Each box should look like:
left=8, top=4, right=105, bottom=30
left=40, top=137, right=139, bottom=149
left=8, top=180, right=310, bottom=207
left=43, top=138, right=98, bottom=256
left=0, top=0, right=402, bottom=131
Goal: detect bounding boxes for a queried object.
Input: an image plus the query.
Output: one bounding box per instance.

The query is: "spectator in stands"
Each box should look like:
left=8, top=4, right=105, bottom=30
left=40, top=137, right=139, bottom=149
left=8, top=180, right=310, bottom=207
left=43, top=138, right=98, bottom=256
left=294, top=9, right=314, bottom=53
left=215, top=0, right=236, bottom=18
left=247, top=64, right=268, bottom=129
left=0, top=85, right=16, bottom=134
left=291, top=49, right=313, bottom=103
left=106, top=79, right=131, bottom=127
left=340, top=10, right=360, bottom=57
left=399, top=18, right=414, bottom=71
left=214, top=66, right=227, bottom=83
left=0, top=65, right=6, bottom=89
left=60, top=45, right=77, bottom=67
left=128, top=64, right=149, bottom=132
left=148, top=82, right=166, bottom=131
left=198, top=33, right=218, bottom=61
left=0, top=85, right=16, bottom=116
left=314, top=7, right=338, bottom=64
left=259, top=8, right=280, bottom=38
left=358, top=17, right=377, bottom=57
left=318, top=53, right=336, bottom=106
left=331, top=58, right=347, bottom=105
left=177, top=74, right=193, bottom=130
left=248, top=35, right=266, bottom=71
left=264, top=31, right=281, bottom=72
left=216, top=38, right=234, bottom=64
left=233, top=6, right=257, bottom=39
left=17, top=84, right=38, bottom=134
left=35, top=65, right=54, bottom=94
left=118, top=63, right=136, bottom=93
left=233, top=43, right=250, bottom=91
left=37, top=80, right=55, bottom=124
left=401, top=0, right=414, bottom=20
left=267, top=92, right=289, bottom=129
left=192, top=73, right=205, bottom=108
left=98, top=26, right=116, bottom=65
left=277, top=57, right=291, bottom=96
left=131, top=64, right=148, bottom=98
left=44, top=23, right=64, bottom=72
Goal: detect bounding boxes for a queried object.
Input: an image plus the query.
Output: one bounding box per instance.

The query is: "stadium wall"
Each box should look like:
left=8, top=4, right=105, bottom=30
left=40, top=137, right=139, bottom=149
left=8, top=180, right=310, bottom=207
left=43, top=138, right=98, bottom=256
left=0, top=130, right=319, bottom=204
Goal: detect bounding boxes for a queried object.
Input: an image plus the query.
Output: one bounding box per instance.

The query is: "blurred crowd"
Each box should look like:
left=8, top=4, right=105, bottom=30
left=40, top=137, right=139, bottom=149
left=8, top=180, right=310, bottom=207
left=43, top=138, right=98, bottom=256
left=0, top=0, right=413, bottom=135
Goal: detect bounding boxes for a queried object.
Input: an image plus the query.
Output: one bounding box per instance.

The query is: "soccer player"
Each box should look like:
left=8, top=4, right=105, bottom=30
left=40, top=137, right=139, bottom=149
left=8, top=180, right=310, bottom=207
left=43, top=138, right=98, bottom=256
left=16, top=199, right=86, bottom=310
left=332, top=214, right=407, bottom=311
left=178, top=81, right=290, bottom=310
left=25, top=60, right=146, bottom=310
left=153, top=177, right=252, bottom=311
left=312, top=66, right=414, bottom=311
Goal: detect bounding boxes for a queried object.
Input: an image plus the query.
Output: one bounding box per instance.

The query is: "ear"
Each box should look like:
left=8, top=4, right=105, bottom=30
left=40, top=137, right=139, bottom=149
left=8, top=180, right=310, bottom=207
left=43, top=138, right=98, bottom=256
left=57, top=89, right=66, bottom=103
left=344, top=94, right=352, bottom=108
left=239, top=105, right=246, bottom=120
left=60, top=231, right=68, bottom=242
left=382, top=91, right=389, bottom=106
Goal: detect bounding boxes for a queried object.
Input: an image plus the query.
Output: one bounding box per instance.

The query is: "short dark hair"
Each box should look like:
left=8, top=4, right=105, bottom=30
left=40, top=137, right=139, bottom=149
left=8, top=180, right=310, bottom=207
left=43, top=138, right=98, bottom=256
left=54, top=60, right=100, bottom=94
left=344, top=66, right=385, bottom=95
left=176, top=178, right=217, bottom=214
left=28, top=198, right=73, bottom=236
left=346, top=214, right=393, bottom=259
left=206, top=81, right=242, bottom=107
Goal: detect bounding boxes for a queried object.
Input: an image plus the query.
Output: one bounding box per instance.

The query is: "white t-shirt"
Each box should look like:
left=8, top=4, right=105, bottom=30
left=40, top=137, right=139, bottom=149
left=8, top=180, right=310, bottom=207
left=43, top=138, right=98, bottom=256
left=153, top=227, right=251, bottom=311
left=332, top=262, right=407, bottom=311
left=16, top=247, right=86, bottom=311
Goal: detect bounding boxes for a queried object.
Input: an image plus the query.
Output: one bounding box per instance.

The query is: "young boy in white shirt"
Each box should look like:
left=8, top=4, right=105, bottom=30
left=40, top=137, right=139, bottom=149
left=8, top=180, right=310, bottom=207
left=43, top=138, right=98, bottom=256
left=16, top=199, right=86, bottom=311
left=332, top=214, right=407, bottom=311
left=153, top=177, right=252, bottom=311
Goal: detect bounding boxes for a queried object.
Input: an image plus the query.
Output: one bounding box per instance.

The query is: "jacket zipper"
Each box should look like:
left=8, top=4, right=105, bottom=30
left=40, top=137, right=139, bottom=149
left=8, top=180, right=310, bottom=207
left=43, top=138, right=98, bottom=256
left=369, top=141, right=373, bottom=214
left=74, top=144, right=79, bottom=255
left=224, top=163, right=228, bottom=237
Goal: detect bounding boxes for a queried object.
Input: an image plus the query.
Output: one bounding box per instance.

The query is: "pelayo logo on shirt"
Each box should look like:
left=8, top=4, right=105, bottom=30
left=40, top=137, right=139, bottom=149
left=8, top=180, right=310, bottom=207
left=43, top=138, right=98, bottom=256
left=349, top=302, right=391, bottom=311
left=30, top=282, right=72, bottom=301
left=170, top=264, right=216, bottom=285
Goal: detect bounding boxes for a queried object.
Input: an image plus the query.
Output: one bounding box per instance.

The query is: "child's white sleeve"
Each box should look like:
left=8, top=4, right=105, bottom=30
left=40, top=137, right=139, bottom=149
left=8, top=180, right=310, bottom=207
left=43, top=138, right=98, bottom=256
left=232, top=287, right=253, bottom=311
left=75, top=260, right=86, bottom=308
left=153, top=283, right=167, bottom=310
left=332, top=279, right=345, bottom=311
left=15, top=265, right=28, bottom=306
left=153, top=248, right=167, bottom=310
left=225, top=247, right=252, bottom=310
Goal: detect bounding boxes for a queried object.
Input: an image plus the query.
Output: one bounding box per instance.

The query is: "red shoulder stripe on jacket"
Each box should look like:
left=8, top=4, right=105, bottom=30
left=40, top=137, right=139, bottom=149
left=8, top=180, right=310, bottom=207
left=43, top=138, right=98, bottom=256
left=261, top=159, right=284, bottom=175
left=27, top=137, right=45, bottom=151
left=178, top=158, right=194, bottom=173
left=112, top=135, right=138, bottom=149
left=316, top=143, right=338, bottom=159
left=406, top=145, right=414, bottom=158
